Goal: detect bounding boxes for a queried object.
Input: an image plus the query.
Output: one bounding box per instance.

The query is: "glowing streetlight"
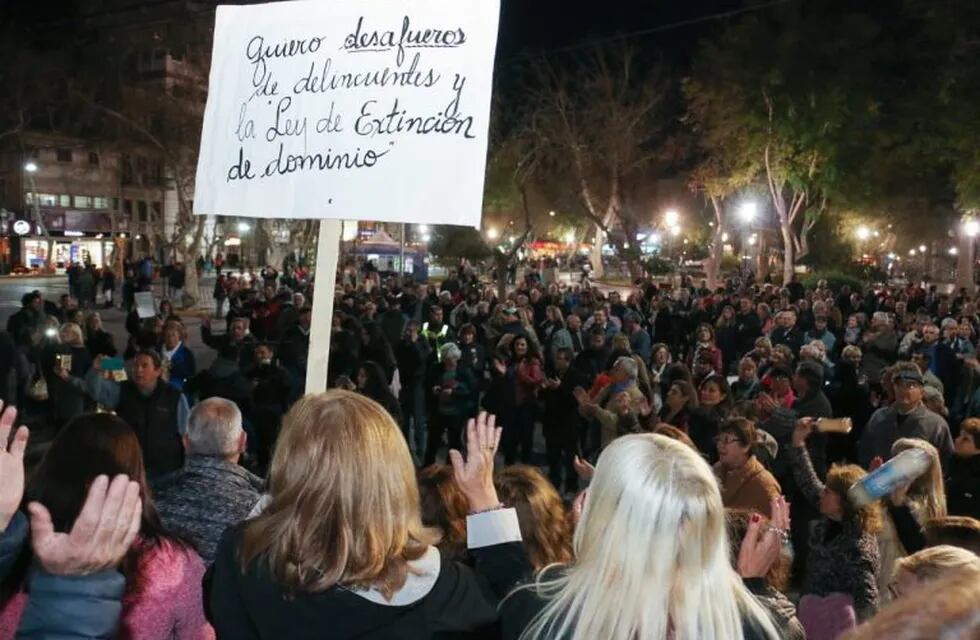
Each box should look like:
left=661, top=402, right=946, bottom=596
left=669, top=225, right=681, bottom=237
left=564, top=230, right=575, bottom=244
left=422, top=233, right=431, bottom=243
left=721, top=232, right=730, bottom=242
left=856, top=226, right=871, bottom=241
left=508, top=235, right=516, bottom=243
left=548, top=210, right=556, bottom=217
left=748, top=234, right=758, bottom=246
left=949, top=247, right=959, bottom=256
left=966, top=219, right=980, bottom=237
left=909, top=249, right=917, bottom=256
left=237, top=222, right=250, bottom=233
left=918, top=244, right=927, bottom=253
left=737, top=201, right=758, bottom=223
left=23, top=162, right=38, bottom=173
left=417, top=224, right=429, bottom=233
left=486, top=227, right=499, bottom=240
left=664, top=209, right=679, bottom=227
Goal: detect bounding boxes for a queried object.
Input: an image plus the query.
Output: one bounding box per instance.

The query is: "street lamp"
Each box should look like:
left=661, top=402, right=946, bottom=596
left=417, top=224, right=429, bottom=233
left=24, top=162, right=38, bottom=174
left=549, top=210, right=556, bottom=217
left=949, top=247, right=959, bottom=256
left=486, top=227, right=499, bottom=240
left=669, top=225, right=681, bottom=237
left=664, top=209, right=679, bottom=227
left=237, top=222, right=250, bottom=233
left=737, top=201, right=757, bottom=224
left=918, top=244, right=927, bottom=253
left=856, top=226, right=871, bottom=241
left=966, top=219, right=980, bottom=237
left=564, top=230, right=575, bottom=244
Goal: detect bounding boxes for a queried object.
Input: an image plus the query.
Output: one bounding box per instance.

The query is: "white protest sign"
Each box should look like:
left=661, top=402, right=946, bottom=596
left=194, top=0, right=500, bottom=226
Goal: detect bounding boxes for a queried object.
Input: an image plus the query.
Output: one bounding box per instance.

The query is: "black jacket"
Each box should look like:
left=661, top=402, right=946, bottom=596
left=117, top=380, right=184, bottom=477
left=947, top=454, right=980, bottom=518
left=208, top=525, right=528, bottom=639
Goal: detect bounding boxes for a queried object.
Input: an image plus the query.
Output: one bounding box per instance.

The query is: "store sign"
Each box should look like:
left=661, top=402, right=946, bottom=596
left=64, top=230, right=84, bottom=237
left=12, top=220, right=30, bottom=236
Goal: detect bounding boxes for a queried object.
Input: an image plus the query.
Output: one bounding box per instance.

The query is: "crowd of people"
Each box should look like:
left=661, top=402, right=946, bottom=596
left=0, top=262, right=979, bottom=638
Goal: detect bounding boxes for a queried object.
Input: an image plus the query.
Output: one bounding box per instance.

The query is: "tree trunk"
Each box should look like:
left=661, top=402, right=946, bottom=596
left=705, top=196, right=725, bottom=290
left=591, top=225, right=605, bottom=280
left=781, top=223, right=795, bottom=285
left=179, top=217, right=206, bottom=308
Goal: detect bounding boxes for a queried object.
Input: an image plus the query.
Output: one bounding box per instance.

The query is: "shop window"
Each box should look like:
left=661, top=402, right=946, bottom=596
left=59, top=195, right=71, bottom=207
left=74, top=195, right=94, bottom=208
left=93, top=197, right=109, bottom=209
left=39, top=194, right=57, bottom=207
left=56, top=148, right=73, bottom=163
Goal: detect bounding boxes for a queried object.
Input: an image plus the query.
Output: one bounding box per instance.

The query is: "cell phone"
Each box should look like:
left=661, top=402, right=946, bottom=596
left=101, top=357, right=126, bottom=371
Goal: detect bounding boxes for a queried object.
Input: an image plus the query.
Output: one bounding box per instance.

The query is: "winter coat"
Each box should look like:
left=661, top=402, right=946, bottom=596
left=714, top=456, right=782, bottom=518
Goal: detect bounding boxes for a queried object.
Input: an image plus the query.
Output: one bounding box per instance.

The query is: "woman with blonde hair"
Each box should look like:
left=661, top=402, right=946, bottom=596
left=501, top=433, right=784, bottom=640
left=494, top=465, right=573, bottom=572
left=208, top=393, right=527, bottom=638
left=877, top=437, right=947, bottom=599
left=887, top=544, right=980, bottom=600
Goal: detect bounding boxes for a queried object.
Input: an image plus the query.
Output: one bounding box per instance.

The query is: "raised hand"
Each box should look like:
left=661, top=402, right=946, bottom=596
left=29, top=474, right=141, bottom=576
left=737, top=510, right=783, bottom=579
left=449, top=412, right=502, bottom=513
left=791, top=417, right=816, bottom=448
left=0, top=403, right=28, bottom=532
left=573, top=455, right=595, bottom=481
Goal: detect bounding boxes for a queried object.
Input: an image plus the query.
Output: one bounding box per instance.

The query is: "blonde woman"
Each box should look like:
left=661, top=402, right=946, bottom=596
left=501, top=433, right=784, bottom=640
left=208, top=392, right=527, bottom=638
left=45, top=322, right=94, bottom=428
left=877, top=437, right=947, bottom=600
left=887, top=544, right=980, bottom=600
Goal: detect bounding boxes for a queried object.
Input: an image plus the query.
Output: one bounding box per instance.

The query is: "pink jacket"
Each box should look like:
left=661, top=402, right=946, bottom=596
left=0, top=539, right=214, bottom=640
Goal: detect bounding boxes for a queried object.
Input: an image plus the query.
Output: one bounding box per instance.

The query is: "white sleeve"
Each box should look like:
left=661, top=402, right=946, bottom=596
left=466, top=508, right=522, bottom=549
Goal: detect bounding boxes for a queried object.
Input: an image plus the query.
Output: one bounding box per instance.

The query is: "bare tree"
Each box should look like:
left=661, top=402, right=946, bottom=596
left=527, top=43, right=668, bottom=280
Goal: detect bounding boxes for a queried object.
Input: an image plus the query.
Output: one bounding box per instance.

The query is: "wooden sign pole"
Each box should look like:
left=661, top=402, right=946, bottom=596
left=305, top=218, right=343, bottom=394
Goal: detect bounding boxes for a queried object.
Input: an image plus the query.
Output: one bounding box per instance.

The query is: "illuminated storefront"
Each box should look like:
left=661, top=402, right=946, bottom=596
left=21, top=236, right=118, bottom=269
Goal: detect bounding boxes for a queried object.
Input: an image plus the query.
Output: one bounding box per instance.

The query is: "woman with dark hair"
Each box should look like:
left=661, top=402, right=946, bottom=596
left=498, top=335, right=544, bottom=465
left=688, top=374, right=734, bottom=461
left=456, top=323, right=486, bottom=389
left=690, top=323, right=723, bottom=378
left=714, top=418, right=782, bottom=518
left=716, top=306, right=739, bottom=375
left=659, top=379, right=698, bottom=431
left=0, top=413, right=212, bottom=638
left=356, top=360, right=402, bottom=424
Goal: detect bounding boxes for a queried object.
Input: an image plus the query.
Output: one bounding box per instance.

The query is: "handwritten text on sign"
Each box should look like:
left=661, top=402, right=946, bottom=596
left=194, top=0, right=500, bottom=225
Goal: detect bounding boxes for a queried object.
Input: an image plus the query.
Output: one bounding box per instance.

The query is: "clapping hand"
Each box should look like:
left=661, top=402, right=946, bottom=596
left=573, top=455, right=595, bottom=481
left=737, top=496, right=790, bottom=579
left=29, top=474, right=142, bottom=576
left=0, top=403, right=28, bottom=532
left=449, top=412, right=502, bottom=513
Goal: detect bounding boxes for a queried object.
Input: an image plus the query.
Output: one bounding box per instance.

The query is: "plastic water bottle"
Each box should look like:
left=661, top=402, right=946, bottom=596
left=847, top=448, right=932, bottom=508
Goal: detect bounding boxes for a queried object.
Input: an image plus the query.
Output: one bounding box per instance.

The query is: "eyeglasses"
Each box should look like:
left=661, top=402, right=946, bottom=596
left=714, top=436, right=741, bottom=446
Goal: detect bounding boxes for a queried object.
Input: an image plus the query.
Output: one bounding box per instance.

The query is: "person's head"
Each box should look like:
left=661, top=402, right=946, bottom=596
left=592, top=308, right=607, bottom=327
left=667, top=380, right=698, bottom=412
left=813, top=315, right=828, bottom=333
left=58, top=322, right=84, bottom=348
left=957, top=320, right=974, bottom=340
left=738, top=357, right=758, bottom=382
left=525, top=434, right=778, bottom=640
left=610, top=333, right=631, bottom=354
left=566, top=314, right=582, bottom=332
left=611, top=356, right=638, bottom=385
left=494, top=465, right=573, bottom=571
left=23, top=291, right=41, bottom=311
left=254, top=342, right=275, bottom=365
left=726, top=510, right=791, bottom=593
left=768, top=365, right=793, bottom=397
left=357, top=361, right=391, bottom=398
left=417, top=465, right=468, bottom=562
left=941, top=317, right=959, bottom=340
left=510, top=335, right=534, bottom=361
left=892, top=363, right=926, bottom=412
left=753, top=337, right=772, bottom=358
left=554, top=347, right=574, bottom=373
left=652, top=424, right=698, bottom=450
left=698, top=374, right=731, bottom=410
left=955, top=418, right=980, bottom=457
left=872, top=311, right=891, bottom=330
left=588, top=328, right=606, bottom=350
left=892, top=438, right=947, bottom=520
left=230, top=317, right=248, bottom=341
left=163, top=320, right=186, bottom=350
left=439, top=342, right=462, bottom=367
left=429, top=305, right=444, bottom=325
left=841, top=345, right=862, bottom=366
left=922, top=323, right=940, bottom=344
left=159, top=299, right=173, bottom=317
left=823, top=463, right=881, bottom=531
left=888, top=545, right=980, bottom=601
left=650, top=343, right=671, bottom=367
left=792, top=361, right=823, bottom=397
left=239, top=391, right=436, bottom=597
left=132, top=350, right=163, bottom=391
left=299, top=306, right=312, bottom=327
left=696, top=323, right=715, bottom=344
left=26, top=413, right=169, bottom=579
left=293, top=292, right=305, bottom=308
left=925, top=516, right=980, bottom=555
left=184, top=397, right=246, bottom=461
left=716, top=418, right=756, bottom=470
left=85, top=312, right=103, bottom=333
